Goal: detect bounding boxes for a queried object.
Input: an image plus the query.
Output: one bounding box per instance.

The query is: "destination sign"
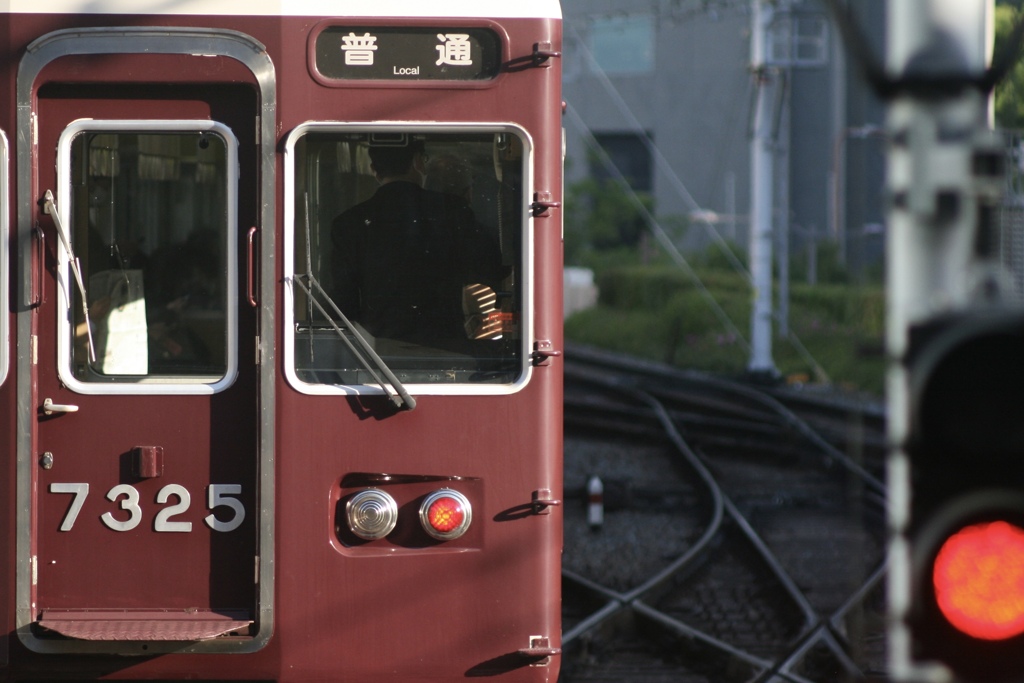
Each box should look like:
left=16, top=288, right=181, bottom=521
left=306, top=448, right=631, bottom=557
left=314, top=27, right=502, bottom=81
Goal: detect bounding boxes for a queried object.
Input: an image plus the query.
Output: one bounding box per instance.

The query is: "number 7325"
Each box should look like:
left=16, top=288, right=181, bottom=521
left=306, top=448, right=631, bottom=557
left=49, top=483, right=245, bottom=533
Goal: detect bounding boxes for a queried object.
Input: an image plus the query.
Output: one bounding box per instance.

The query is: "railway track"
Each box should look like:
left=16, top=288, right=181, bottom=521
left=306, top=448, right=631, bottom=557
left=560, top=345, right=889, bottom=683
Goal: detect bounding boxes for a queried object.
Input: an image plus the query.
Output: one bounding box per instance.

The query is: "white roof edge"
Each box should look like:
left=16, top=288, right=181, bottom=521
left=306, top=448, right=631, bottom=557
left=0, top=0, right=562, bottom=19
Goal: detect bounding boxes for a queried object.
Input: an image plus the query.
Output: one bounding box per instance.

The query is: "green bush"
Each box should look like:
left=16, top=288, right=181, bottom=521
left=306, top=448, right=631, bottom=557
left=566, top=263, right=886, bottom=395
left=596, top=265, right=751, bottom=310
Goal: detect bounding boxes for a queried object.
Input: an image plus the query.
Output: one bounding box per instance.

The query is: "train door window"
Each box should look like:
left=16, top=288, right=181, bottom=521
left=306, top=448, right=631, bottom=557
left=284, top=125, right=533, bottom=394
left=55, top=120, right=238, bottom=393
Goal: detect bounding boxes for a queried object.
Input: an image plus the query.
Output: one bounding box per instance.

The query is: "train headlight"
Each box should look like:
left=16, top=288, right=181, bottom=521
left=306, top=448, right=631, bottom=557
left=346, top=489, right=398, bottom=540
left=420, top=489, right=472, bottom=540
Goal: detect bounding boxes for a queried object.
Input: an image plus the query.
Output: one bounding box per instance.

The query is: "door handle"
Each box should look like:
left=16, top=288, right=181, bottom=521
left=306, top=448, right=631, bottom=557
left=247, top=226, right=258, bottom=308
left=42, top=398, right=79, bottom=416
left=31, top=226, right=45, bottom=307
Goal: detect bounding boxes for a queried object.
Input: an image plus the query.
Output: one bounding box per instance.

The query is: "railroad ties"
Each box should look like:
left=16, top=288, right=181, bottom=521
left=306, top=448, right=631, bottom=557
left=561, top=344, right=888, bottom=683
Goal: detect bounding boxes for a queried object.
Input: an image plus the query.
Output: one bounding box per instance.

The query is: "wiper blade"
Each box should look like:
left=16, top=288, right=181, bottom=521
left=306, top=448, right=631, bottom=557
left=291, top=274, right=416, bottom=411
left=43, top=190, right=96, bottom=363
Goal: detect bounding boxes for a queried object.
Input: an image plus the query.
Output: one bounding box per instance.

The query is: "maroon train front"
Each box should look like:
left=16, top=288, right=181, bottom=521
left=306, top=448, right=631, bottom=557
left=0, top=1, right=564, bottom=680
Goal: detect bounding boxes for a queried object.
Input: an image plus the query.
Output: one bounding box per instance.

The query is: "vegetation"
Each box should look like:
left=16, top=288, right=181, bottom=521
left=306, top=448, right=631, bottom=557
left=563, top=179, right=886, bottom=397
left=996, top=1, right=1024, bottom=129
left=564, top=176, right=652, bottom=268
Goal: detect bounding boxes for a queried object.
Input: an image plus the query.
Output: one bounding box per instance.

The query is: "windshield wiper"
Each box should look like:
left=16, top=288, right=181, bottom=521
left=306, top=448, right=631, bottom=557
left=43, top=190, right=96, bottom=363
left=291, top=274, right=416, bottom=411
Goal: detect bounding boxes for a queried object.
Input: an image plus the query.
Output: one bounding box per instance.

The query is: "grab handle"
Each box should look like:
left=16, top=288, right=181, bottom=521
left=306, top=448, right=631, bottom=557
left=42, top=398, right=79, bottom=416
left=247, top=226, right=258, bottom=308
left=30, top=226, right=45, bottom=307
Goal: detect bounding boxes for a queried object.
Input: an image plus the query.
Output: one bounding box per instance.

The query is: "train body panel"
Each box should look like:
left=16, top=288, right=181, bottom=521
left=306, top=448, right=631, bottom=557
left=0, top=4, right=563, bottom=681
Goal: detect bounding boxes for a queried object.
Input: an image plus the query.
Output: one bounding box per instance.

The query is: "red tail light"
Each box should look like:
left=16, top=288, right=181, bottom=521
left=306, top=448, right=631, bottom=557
left=419, top=489, right=472, bottom=540
left=933, top=520, right=1024, bottom=640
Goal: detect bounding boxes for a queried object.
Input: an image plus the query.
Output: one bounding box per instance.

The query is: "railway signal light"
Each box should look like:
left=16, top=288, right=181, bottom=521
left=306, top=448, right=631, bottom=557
left=932, top=518, right=1024, bottom=642
left=896, top=311, right=1024, bottom=681
left=859, top=0, right=1024, bottom=679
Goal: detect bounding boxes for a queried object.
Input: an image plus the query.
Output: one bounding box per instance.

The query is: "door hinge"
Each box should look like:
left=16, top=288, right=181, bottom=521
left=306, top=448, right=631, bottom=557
left=530, top=191, right=561, bottom=217
left=532, top=489, right=562, bottom=515
left=503, top=42, right=561, bottom=71
left=518, top=636, right=560, bottom=666
left=531, top=340, right=562, bottom=366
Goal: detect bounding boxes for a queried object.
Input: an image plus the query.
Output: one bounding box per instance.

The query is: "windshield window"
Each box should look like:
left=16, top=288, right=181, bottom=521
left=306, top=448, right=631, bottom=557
left=287, top=127, right=529, bottom=389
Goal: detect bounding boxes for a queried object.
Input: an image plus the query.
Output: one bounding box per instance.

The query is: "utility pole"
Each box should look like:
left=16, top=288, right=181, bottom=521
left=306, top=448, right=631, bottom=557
left=748, top=0, right=780, bottom=378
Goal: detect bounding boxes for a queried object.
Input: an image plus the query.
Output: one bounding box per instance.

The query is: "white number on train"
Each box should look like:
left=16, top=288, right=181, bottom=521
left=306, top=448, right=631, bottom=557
left=49, top=483, right=89, bottom=531
left=205, top=484, right=245, bottom=532
left=49, top=483, right=244, bottom=532
left=154, top=484, right=192, bottom=532
left=101, top=483, right=143, bottom=531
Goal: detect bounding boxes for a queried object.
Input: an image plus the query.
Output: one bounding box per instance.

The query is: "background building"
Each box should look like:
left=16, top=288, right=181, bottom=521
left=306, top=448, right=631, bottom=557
left=560, top=0, right=887, bottom=281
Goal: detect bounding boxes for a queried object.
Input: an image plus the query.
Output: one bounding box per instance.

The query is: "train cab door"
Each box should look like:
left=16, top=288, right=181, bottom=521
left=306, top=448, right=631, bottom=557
left=15, top=29, right=275, bottom=655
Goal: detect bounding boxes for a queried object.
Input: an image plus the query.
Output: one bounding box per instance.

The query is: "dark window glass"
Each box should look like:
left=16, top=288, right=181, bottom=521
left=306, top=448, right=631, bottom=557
left=591, top=131, right=653, bottom=193
left=68, top=131, right=231, bottom=380
left=290, top=130, right=526, bottom=386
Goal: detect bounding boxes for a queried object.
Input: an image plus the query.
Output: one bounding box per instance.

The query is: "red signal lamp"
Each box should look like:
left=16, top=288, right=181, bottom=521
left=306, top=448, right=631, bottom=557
left=933, top=519, right=1024, bottom=641
left=419, top=489, right=472, bottom=541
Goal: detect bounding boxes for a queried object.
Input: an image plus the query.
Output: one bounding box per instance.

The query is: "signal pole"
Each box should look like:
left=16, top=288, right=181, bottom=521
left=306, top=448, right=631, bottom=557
left=885, top=4, right=993, bottom=355
left=883, top=2, right=1024, bottom=682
